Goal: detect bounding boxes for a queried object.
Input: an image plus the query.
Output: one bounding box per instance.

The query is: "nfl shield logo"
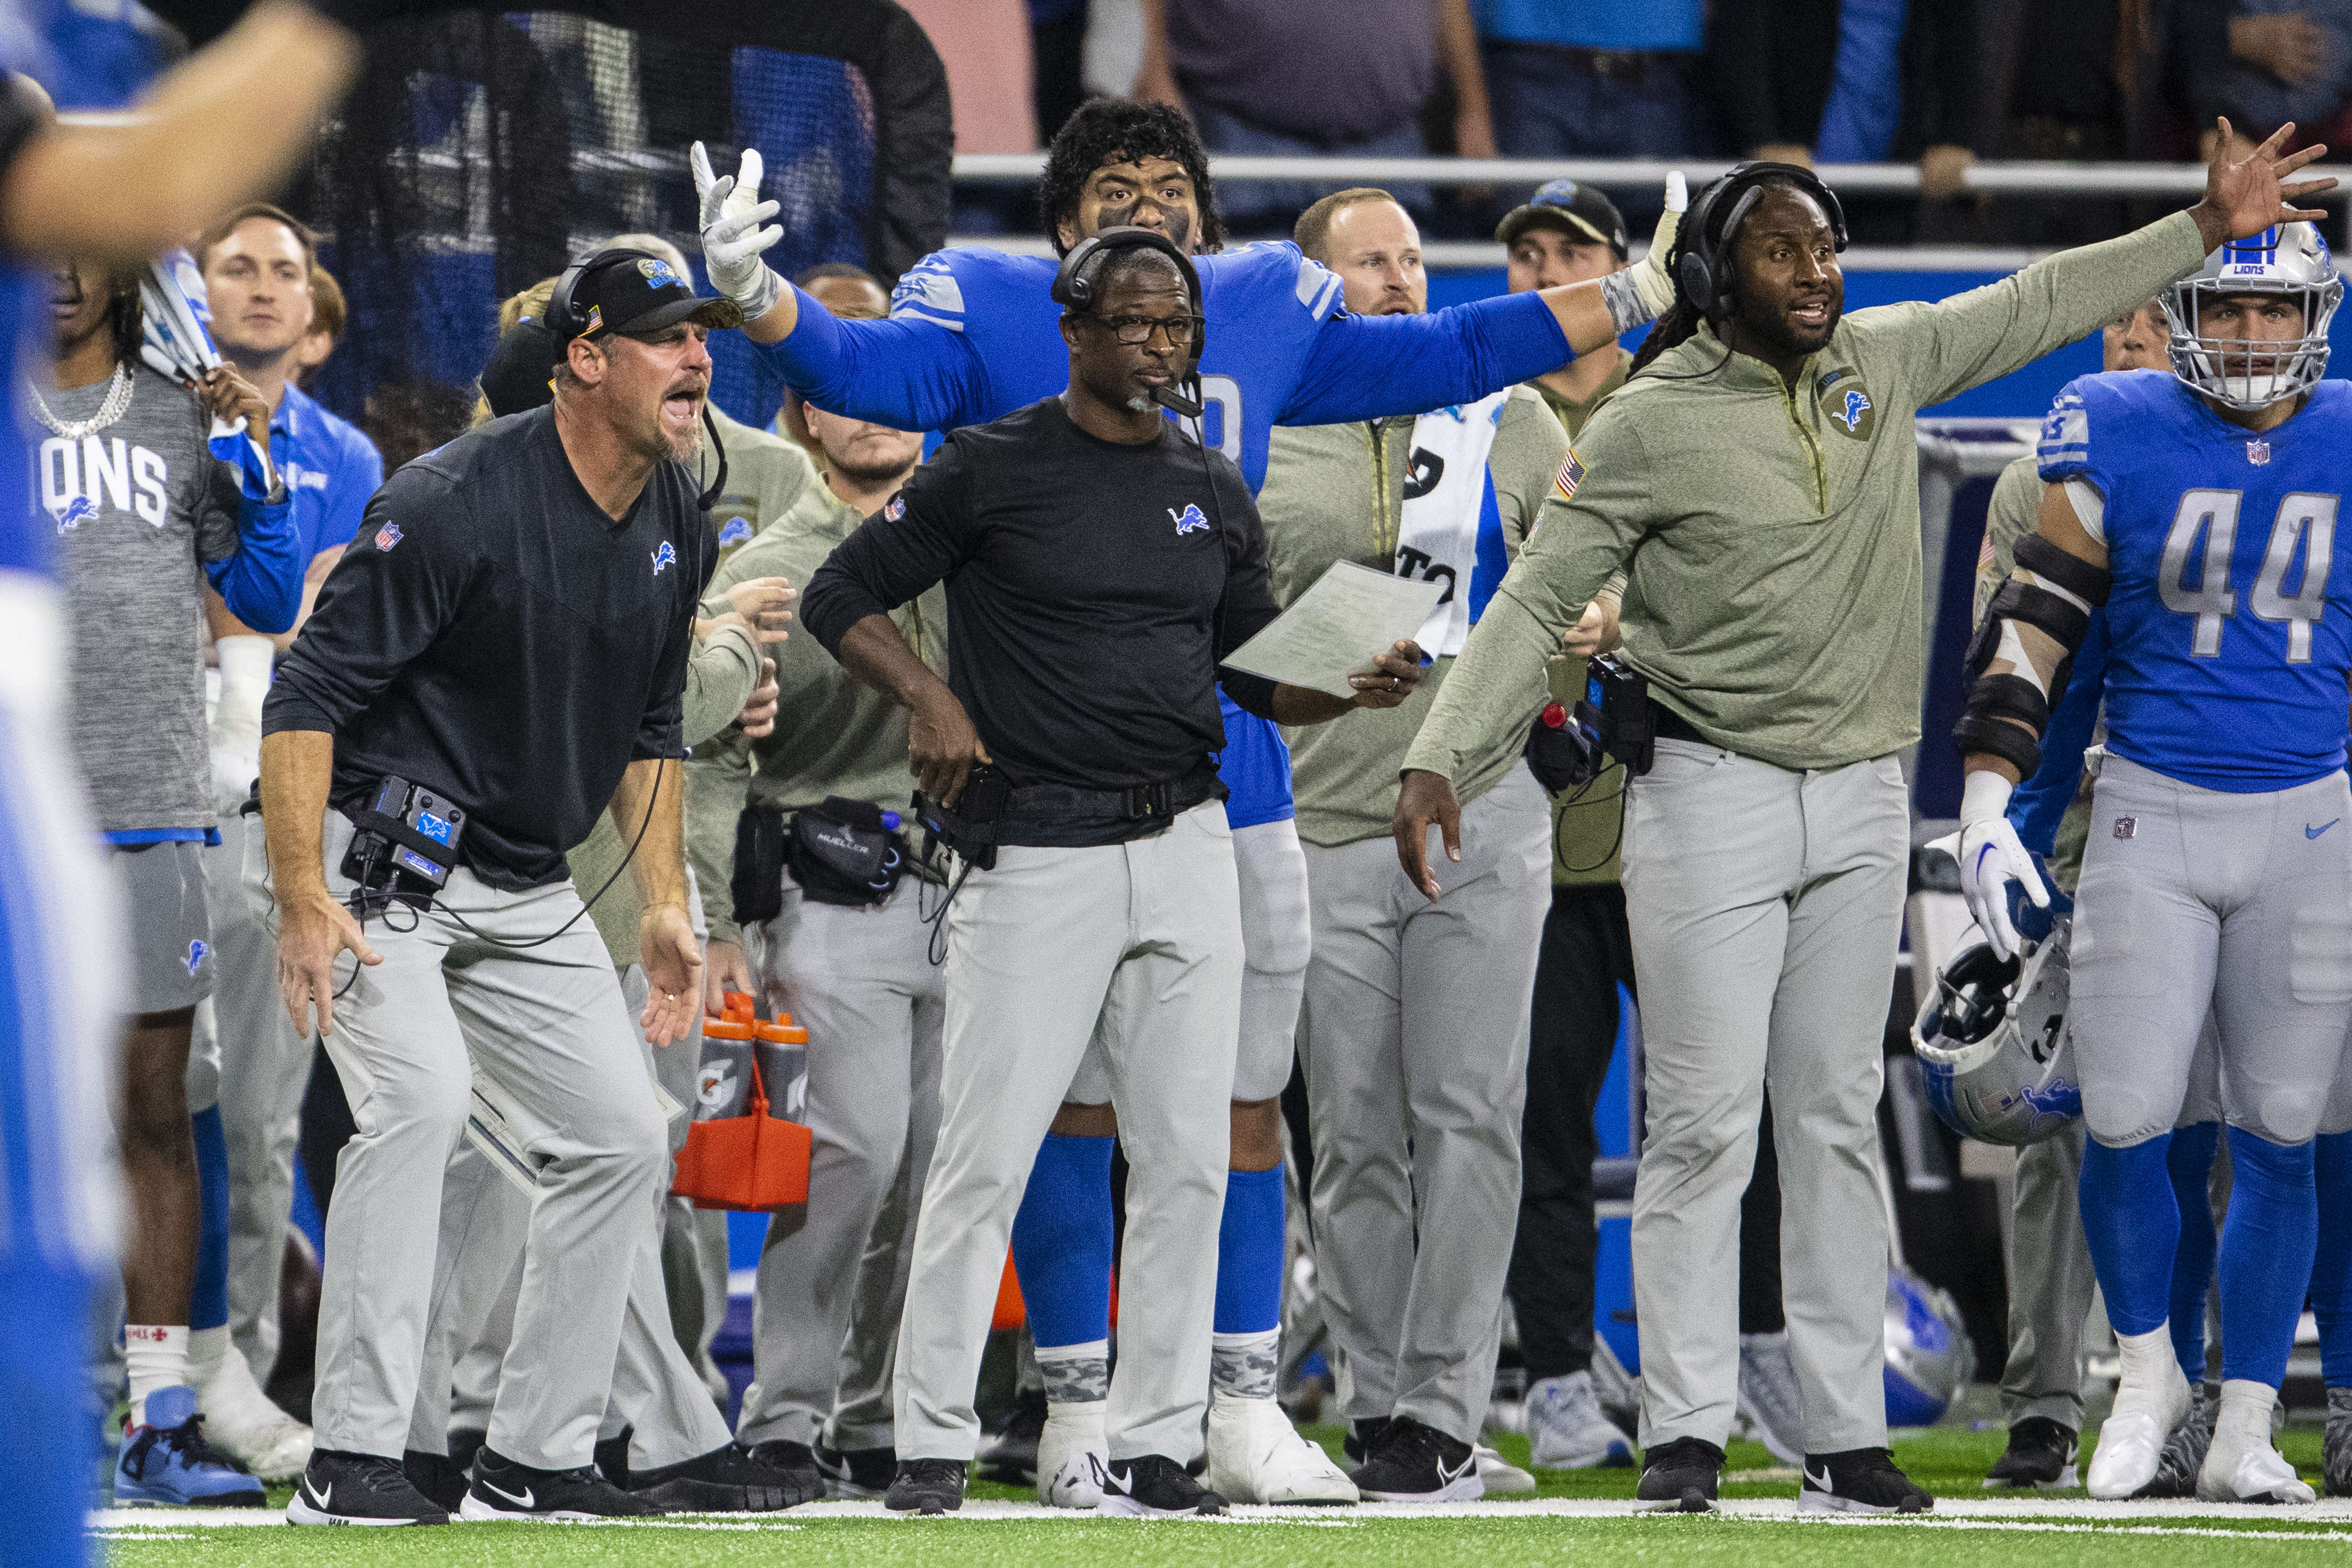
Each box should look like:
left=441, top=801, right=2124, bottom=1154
left=2248, top=440, right=2271, bottom=465
left=376, top=522, right=403, bottom=551
left=2114, top=816, right=2137, bottom=840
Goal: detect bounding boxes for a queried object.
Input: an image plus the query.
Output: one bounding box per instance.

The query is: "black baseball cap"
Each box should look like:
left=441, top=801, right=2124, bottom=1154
left=479, top=317, right=561, bottom=418
left=1496, top=179, right=1629, bottom=260
left=557, top=248, right=743, bottom=341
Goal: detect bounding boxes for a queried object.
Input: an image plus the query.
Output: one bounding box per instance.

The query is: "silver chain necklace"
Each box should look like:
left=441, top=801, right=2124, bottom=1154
left=27, top=362, right=133, bottom=439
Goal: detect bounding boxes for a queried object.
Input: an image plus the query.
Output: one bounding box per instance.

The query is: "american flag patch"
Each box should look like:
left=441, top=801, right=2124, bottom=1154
left=1554, top=449, right=1587, bottom=501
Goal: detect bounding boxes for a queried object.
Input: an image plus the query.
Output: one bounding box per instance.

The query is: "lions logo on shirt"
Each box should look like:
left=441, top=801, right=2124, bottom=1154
left=50, top=494, right=95, bottom=532
left=1820, top=373, right=1875, bottom=439
left=185, top=939, right=208, bottom=978
left=1169, top=503, right=1211, bottom=536
left=716, top=516, right=753, bottom=547
left=651, top=540, right=677, bottom=576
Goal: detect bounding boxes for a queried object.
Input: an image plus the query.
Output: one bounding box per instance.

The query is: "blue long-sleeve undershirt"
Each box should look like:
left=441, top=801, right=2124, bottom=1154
left=203, top=445, right=301, bottom=634
left=2007, top=610, right=2108, bottom=857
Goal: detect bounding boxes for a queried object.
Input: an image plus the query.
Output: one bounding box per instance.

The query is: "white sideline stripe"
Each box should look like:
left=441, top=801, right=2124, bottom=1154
left=92, top=1497, right=2352, bottom=1530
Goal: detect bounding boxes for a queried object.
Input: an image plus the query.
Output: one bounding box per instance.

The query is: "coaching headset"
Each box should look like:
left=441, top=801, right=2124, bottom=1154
left=547, top=246, right=729, bottom=511
left=1051, top=226, right=1207, bottom=417
left=1672, top=162, right=1849, bottom=325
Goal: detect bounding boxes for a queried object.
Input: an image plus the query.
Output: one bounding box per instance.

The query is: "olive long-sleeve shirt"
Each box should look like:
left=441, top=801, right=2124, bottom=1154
left=1403, top=210, right=2210, bottom=784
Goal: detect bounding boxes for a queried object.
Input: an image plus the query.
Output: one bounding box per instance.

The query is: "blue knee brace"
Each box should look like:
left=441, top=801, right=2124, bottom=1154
left=2079, top=1133, right=2176, bottom=1338
left=1010, top=1133, right=1115, bottom=1350
left=2218, top=1127, right=2318, bottom=1389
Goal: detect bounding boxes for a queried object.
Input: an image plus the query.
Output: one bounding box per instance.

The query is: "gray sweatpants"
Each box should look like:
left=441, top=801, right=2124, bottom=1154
left=286, top=814, right=669, bottom=1470
left=1296, top=763, right=1550, bottom=1443
left=2001, top=1010, right=2224, bottom=1428
left=1623, top=740, right=1910, bottom=1455
left=737, top=878, right=945, bottom=1452
left=2073, top=757, right=2352, bottom=1148
left=895, top=802, right=1241, bottom=1462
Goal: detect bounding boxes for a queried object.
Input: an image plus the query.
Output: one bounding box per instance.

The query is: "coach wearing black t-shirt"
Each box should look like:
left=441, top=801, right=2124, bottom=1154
left=259, top=251, right=738, bottom=1525
left=800, top=240, right=1423, bottom=1517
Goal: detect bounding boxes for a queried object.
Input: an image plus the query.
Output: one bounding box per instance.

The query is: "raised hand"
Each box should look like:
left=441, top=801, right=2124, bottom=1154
left=2194, top=118, right=2336, bottom=250
left=691, top=140, right=784, bottom=316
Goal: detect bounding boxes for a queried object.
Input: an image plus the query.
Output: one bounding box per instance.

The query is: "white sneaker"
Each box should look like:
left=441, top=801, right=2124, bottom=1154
left=2197, top=1379, right=2317, bottom=1504
left=1473, top=1443, right=1537, bottom=1495
left=193, top=1338, right=312, bottom=1481
left=2086, top=1326, right=2190, bottom=1500
left=1735, top=1331, right=1805, bottom=1467
left=1037, top=1405, right=1106, bottom=1509
left=1205, top=1395, right=1357, bottom=1504
left=1527, top=1373, right=1635, bottom=1470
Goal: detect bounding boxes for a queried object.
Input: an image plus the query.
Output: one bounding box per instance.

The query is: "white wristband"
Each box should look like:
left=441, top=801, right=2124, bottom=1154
left=1959, top=767, right=2014, bottom=831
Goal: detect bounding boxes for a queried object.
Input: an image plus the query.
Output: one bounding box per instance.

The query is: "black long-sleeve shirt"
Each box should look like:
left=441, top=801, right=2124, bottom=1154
left=801, top=396, right=1282, bottom=796
left=265, top=407, right=712, bottom=889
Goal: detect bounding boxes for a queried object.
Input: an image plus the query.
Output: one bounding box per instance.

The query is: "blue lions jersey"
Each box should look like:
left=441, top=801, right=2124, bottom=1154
left=2038, top=369, right=2352, bottom=792
left=765, top=242, right=1568, bottom=827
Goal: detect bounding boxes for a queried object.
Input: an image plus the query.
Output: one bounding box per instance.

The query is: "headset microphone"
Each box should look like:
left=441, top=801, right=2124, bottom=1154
left=1152, top=378, right=1204, bottom=419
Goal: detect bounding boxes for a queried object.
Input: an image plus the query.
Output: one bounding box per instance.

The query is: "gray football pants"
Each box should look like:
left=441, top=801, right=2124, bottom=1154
left=2073, top=757, right=2352, bottom=1149
left=736, top=879, right=945, bottom=1452
left=407, top=964, right=730, bottom=1471
left=182, top=814, right=309, bottom=1380
left=1296, top=763, right=1549, bottom=1444
left=1624, top=740, right=1909, bottom=1454
left=286, top=814, right=669, bottom=1470
left=895, top=802, right=1240, bottom=1462
left=2001, top=1010, right=2224, bottom=1429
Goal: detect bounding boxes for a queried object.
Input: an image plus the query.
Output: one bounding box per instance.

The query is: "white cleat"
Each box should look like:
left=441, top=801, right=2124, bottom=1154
left=2086, top=1329, right=2190, bottom=1501
left=194, top=1345, right=313, bottom=1481
left=1037, top=1406, right=1106, bottom=1509
left=1205, top=1396, right=1357, bottom=1505
left=2198, top=1379, right=2317, bottom=1504
left=1473, top=1443, right=1538, bottom=1496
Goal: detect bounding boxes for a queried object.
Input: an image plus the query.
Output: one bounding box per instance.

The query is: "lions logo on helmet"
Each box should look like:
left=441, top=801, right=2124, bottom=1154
left=2159, top=222, right=2343, bottom=412
left=1884, top=1267, right=1975, bottom=1427
left=1913, top=917, right=2082, bottom=1147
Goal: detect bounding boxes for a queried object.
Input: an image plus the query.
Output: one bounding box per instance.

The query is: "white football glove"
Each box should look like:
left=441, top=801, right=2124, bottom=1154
left=1957, top=769, right=2048, bottom=961
left=1633, top=171, right=1687, bottom=318
left=691, top=140, right=784, bottom=319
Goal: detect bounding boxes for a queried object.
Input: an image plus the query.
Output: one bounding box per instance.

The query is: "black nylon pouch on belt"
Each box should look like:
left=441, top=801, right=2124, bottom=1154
left=788, top=797, right=909, bottom=908
left=731, top=803, right=789, bottom=928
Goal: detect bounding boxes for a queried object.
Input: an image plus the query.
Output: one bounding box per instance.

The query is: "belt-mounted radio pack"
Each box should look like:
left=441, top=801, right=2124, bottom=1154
left=913, top=765, right=1010, bottom=873
left=341, top=775, right=467, bottom=915
left=1525, top=654, right=1656, bottom=792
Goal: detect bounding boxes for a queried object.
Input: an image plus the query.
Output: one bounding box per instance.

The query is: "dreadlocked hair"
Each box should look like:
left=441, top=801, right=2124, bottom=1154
left=1040, top=98, right=1223, bottom=257
left=1627, top=169, right=1812, bottom=381
left=100, top=263, right=144, bottom=372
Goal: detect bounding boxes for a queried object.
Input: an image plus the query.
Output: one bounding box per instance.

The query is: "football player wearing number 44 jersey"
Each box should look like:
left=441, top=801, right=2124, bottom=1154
left=1960, top=221, right=2352, bottom=1507
left=692, top=98, right=1686, bottom=1508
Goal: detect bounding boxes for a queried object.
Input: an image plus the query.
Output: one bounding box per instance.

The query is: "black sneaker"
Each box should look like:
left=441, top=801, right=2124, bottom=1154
left=816, top=1442, right=896, bottom=1500
left=632, top=1442, right=821, bottom=1512
left=402, top=1450, right=471, bottom=1514
left=460, top=1445, right=668, bottom=1520
left=1348, top=1416, right=1481, bottom=1503
left=1342, top=1416, right=1392, bottom=1465
left=286, top=1449, right=450, bottom=1525
left=1637, top=1436, right=1724, bottom=1512
left=884, top=1457, right=967, bottom=1515
left=977, top=1393, right=1045, bottom=1485
left=593, top=1427, right=633, bottom=1489
left=1984, top=1418, right=2078, bottom=1489
left=1799, top=1447, right=1933, bottom=1514
left=1100, top=1453, right=1229, bottom=1516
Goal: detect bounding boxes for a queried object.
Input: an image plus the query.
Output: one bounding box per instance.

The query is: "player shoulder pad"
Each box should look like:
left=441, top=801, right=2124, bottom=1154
left=1200, top=241, right=1345, bottom=324
left=2034, top=375, right=2098, bottom=483
left=888, top=247, right=1056, bottom=334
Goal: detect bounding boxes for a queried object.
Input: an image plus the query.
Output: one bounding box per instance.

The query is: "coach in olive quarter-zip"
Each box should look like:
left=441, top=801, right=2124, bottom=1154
left=1393, top=130, right=2331, bottom=1514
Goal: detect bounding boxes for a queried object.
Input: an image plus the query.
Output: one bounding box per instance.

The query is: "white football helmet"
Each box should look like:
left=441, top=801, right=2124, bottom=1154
left=2159, top=223, right=2342, bottom=410
left=1911, top=925, right=2082, bottom=1147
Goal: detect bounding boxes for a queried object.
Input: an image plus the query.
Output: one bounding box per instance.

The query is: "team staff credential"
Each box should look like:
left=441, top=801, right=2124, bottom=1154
left=1395, top=126, right=2327, bottom=1515
left=260, top=250, right=739, bottom=1526
left=798, top=234, right=1425, bottom=1518
left=691, top=96, right=1687, bottom=1506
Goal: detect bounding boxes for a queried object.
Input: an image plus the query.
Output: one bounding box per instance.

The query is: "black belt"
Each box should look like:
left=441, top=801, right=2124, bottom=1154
left=998, top=763, right=1227, bottom=848
left=1491, top=39, right=1685, bottom=83
left=1649, top=700, right=1710, bottom=747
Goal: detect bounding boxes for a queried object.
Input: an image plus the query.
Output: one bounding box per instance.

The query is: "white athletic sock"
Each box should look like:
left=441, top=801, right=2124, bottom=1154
left=186, top=1325, right=229, bottom=1388
left=2110, top=1323, right=2179, bottom=1421
left=2212, top=1378, right=2280, bottom=1449
left=1037, top=1338, right=1110, bottom=1417
left=1210, top=1328, right=1281, bottom=1404
left=125, top=1324, right=190, bottom=1427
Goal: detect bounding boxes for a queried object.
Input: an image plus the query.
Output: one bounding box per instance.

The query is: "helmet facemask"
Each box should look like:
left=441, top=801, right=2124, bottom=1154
left=2160, top=225, right=2344, bottom=412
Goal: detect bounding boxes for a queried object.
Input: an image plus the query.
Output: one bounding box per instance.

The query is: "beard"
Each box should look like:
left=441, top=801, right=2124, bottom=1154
left=660, top=409, right=704, bottom=466
left=829, top=449, right=913, bottom=487
left=1737, top=293, right=1842, bottom=360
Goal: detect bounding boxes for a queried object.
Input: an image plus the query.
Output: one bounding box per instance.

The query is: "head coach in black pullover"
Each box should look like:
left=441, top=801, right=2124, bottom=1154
left=256, top=251, right=741, bottom=1525
left=797, top=236, right=1424, bottom=1516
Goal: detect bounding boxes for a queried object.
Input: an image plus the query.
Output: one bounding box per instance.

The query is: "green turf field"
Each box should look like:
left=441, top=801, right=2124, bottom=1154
left=96, top=1424, right=2351, bottom=1568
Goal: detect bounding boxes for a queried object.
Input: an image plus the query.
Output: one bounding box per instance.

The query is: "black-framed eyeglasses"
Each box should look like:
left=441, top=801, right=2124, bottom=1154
left=1089, top=312, right=1201, bottom=346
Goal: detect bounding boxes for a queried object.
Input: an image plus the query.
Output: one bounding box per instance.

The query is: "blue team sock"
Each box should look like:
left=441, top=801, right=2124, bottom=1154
left=1213, top=1164, right=1285, bottom=1336
left=2078, top=1133, right=2177, bottom=1337
left=1010, top=1133, right=1115, bottom=1349
left=2165, top=1120, right=2223, bottom=1382
left=189, top=1105, right=230, bottom=1335
left=2309, top=1129, right=2352, bottom=1387
left=2218, top=1126, right=2318, bottom=1389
